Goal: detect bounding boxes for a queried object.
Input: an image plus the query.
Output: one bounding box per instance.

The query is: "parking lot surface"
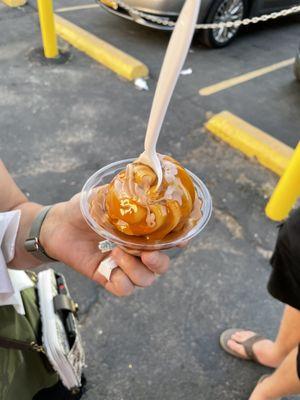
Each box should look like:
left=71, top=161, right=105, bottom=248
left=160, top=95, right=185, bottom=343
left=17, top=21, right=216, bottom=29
left=53, top=0, right=300, bottom=147
left=0, top=1, right=300, bottom=399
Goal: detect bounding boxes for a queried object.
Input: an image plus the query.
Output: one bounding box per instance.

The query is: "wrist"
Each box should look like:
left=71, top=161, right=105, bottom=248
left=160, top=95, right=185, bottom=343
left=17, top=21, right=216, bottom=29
left=25, top=206, right=59, bottom=263
left=39, top=202, right=66, bottom=261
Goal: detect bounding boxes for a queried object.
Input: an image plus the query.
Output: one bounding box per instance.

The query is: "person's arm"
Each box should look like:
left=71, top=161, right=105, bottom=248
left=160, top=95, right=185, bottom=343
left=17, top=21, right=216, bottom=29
left=0, top=160, right=43, bottom=267
left=0, top=160, right=27, bottom=210
left=1, top=160, right=170, bottom=296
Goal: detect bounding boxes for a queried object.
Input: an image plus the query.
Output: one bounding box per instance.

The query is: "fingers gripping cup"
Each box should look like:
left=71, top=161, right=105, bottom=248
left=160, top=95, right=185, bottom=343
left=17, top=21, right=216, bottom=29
left=80, top=157, right=212, bottom=280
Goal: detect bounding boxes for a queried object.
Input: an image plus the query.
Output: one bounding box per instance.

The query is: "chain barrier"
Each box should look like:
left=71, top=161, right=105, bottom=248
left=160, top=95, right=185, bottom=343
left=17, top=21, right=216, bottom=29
left=112, top=0, right=300, bottom=30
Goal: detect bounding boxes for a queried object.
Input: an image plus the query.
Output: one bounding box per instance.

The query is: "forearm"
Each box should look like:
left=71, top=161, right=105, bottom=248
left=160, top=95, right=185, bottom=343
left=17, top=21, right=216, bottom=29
left=8, top=202, right=44, bottom=268
left=0, top=160, right=44, bottom=268
left=0, top=160, right=27, bottom=211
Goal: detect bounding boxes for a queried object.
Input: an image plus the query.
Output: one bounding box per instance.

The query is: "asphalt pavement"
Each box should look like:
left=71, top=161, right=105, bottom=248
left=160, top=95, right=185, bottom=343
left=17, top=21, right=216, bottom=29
left=0, top=1, right=299, bottom=399
left=53, top=0, right=300, bottom=148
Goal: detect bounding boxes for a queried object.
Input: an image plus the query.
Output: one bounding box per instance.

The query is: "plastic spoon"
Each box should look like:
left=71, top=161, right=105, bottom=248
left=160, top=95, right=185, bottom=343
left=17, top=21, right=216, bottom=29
left=96, top=0, right=201, bottom=282
left=138, top=0, right=201, bottom=188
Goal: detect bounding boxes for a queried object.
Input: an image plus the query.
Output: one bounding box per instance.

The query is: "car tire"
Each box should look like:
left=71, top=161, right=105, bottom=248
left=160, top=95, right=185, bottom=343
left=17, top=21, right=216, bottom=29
left=199, top=0, right=247, bottom=48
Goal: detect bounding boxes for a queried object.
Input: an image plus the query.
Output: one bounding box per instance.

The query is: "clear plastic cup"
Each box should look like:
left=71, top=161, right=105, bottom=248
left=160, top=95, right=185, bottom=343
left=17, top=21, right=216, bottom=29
left=80, top=158, right=212, bottom=251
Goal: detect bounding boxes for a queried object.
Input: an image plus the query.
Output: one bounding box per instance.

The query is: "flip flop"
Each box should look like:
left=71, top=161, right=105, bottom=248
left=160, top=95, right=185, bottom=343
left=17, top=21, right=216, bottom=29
left=220, top=328, right=268, bottom=364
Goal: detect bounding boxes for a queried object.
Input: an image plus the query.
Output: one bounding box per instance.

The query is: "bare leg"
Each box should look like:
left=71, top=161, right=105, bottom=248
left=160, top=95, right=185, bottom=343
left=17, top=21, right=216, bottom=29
left=227, top=306, right=300, bottom=368
left=249, top=346, right=300, bottom=400
left=273, top=306, right=300, bottom=359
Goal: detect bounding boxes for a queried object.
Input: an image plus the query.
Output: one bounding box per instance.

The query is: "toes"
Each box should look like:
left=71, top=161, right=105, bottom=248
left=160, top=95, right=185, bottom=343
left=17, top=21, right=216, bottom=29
left=227, top=339, right=248, bottom=359
left=231, top=330, right=256, bottom=343
left=231, top=331, right=243, bottom=341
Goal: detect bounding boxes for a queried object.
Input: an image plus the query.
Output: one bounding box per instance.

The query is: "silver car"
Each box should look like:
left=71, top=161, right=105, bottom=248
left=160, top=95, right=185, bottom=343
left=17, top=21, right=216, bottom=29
left=97, top=0, right=299, bottom=47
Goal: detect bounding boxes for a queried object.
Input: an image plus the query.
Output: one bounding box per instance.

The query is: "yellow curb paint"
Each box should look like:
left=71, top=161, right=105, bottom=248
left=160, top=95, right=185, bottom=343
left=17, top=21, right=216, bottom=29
left=199, top=58, right=294, bottom=96
left=205, top=111, right=293, bottom=176
left=54, top=14, right=149, bottom=81
left=266, top=142, right=300, bottom=221
left=1, top=0, right=26, bottom=6
left=55, top=4, right=99, bottom=13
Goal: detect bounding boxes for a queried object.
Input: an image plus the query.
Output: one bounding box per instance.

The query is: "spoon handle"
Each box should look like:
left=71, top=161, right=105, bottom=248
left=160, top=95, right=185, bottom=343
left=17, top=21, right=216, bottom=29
left=144, top=0, right=201, bottom=153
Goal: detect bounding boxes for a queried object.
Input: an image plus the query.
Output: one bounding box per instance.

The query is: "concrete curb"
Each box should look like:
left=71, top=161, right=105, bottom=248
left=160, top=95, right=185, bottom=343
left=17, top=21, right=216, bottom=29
left=1, top=0, right=26, bottom=6
left=54, top=14, right=149, bottom=81
left=205, top=111, right=293, bottom=176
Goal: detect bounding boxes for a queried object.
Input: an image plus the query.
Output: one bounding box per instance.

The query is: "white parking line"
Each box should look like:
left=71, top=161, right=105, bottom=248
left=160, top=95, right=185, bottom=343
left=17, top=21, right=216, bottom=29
left=199, top=58, right=294, bottom=96
left=55, top=4, right=99, bottom=13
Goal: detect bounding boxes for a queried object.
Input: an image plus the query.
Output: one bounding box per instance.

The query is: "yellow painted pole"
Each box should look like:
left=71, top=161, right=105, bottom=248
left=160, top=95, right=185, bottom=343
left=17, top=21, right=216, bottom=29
left=37, top=0, right=59, bottom=58
left=266, top=141, right=300, bottom=221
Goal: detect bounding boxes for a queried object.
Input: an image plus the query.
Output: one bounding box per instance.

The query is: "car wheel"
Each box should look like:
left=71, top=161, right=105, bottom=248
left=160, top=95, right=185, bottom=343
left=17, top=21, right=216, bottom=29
left=294, top=49, right=300, bottom=81
left=199, top=0, right=246, bottom=48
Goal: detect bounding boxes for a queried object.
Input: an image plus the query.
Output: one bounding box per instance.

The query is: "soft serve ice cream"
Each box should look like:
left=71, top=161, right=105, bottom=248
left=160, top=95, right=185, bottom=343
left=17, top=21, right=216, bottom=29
left=84, top=0, right=208, bottom=251
left=90, top=155, right=202, bottom=243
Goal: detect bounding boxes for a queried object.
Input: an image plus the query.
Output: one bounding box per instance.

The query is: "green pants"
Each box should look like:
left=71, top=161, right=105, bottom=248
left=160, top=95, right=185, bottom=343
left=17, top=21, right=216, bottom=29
left=0, top=286, right=59, bottom=400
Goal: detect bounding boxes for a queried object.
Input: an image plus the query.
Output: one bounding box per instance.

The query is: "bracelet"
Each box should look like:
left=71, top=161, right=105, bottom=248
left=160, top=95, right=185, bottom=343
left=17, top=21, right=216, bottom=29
left=24, top=206, right=58, bottom=263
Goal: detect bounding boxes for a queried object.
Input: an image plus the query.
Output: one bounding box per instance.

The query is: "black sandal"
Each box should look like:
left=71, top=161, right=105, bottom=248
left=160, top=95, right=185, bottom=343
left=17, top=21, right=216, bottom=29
left=220, top=328, right=267, bottom=364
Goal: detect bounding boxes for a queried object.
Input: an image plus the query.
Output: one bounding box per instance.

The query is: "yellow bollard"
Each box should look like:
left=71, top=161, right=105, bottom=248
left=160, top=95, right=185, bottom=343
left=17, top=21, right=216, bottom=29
left=266, top=141, right=300, bottom=221
left=37, top=0, right=59, bottom=58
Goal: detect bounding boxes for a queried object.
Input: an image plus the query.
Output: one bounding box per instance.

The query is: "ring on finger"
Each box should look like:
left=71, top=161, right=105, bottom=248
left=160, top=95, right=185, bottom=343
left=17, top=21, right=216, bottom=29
left=97, top=255, right=118, bottom=281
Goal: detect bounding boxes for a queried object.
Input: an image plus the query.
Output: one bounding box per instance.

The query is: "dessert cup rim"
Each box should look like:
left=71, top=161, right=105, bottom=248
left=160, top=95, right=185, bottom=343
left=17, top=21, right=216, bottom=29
left=80, top=158, right=212, bottom=250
